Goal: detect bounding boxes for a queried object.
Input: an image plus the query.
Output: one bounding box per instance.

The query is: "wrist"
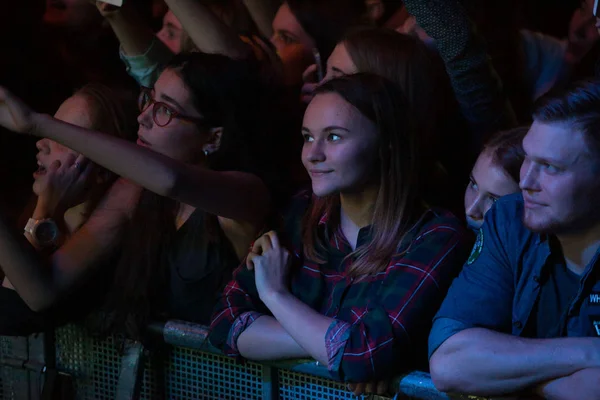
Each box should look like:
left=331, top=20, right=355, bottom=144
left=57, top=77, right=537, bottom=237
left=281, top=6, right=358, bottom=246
left=33, top=199, right=63, bottom=221
left=260, top=287, right=291, bottom=306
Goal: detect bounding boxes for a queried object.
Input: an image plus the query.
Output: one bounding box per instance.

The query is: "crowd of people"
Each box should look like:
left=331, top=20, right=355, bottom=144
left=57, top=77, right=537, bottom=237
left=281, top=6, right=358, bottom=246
left=0, top=0, right=599, bottom=398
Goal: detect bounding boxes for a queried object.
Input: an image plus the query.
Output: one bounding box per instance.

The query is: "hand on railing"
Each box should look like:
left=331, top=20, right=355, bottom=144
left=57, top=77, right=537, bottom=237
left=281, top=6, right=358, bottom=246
left=347, top=380, right=389, bottom=396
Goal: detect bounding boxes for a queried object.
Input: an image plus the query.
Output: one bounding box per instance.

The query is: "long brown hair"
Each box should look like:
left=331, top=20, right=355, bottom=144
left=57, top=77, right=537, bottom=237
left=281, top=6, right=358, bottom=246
left=342, top=28, right=444, bottom=149
left=75, top=83, right=138, bottom=216
left=302, top=73, right=424, bottom=278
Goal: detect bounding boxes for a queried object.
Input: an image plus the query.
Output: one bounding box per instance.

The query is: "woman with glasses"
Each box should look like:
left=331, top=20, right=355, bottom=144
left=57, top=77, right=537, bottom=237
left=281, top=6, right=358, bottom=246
left=0, top=52, right=281, bottom=338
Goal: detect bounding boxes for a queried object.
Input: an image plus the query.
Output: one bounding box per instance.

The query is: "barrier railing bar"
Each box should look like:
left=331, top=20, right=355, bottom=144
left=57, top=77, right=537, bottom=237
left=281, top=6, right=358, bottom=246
left=149, top=320, right=484, bottom=400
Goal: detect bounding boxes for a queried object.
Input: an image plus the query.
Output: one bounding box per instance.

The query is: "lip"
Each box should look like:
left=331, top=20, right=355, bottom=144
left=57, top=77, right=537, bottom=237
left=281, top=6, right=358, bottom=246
left=137, top=136, right=151, bottom=147
left=308, top=169, right=333, bottom=177
left=523, top=194, right=545, bottom=208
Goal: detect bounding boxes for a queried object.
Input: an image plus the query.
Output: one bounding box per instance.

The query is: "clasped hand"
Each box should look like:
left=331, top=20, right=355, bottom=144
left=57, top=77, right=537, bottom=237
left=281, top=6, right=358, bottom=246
left=246, top=231, right=292, bottom=301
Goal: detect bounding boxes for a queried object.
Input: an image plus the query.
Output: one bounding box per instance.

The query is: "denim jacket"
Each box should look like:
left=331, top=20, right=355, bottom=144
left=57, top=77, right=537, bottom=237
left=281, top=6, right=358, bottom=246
left=429, top=193, right=600, bottom=357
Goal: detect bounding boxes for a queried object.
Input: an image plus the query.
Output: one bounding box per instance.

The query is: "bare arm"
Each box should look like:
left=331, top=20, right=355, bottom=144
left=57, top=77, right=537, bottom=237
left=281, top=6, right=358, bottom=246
left=237, top=315, right=310, bottom=360
left=430, top=328, right=600, bottom=396
left=99, top=4, right=160, bottom=57
left=164, top=0, right=252, bottom=59
left=30, top=113, right=269, bottom=224
left=535, top=368, right=600, bottom=400
left=260, top=291, right=332, bottom=365
left=241, top=0, right=280, bottom=38
left=0, top=179, right=137, bottom=311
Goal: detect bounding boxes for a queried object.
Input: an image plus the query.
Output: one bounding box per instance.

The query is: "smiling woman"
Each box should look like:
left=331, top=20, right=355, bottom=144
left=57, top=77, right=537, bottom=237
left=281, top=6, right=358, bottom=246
left=209, top=74, right=471, bottom=393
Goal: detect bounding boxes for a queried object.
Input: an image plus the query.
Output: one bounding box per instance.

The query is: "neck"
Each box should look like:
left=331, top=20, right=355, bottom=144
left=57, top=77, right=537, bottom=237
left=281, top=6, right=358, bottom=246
left=339, top=184, right=378, bottom=228
left=557, top=223, right=600, bottom=275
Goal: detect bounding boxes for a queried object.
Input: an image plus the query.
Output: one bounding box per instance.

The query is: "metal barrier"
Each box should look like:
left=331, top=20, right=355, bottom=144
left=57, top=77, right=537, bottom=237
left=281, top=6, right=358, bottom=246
left=0, top=321, right=484, bottom=400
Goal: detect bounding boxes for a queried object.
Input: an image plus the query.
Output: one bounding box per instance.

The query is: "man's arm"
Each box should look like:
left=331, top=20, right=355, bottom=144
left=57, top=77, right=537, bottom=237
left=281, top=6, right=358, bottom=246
left=430, top=328, right=600, bottom=396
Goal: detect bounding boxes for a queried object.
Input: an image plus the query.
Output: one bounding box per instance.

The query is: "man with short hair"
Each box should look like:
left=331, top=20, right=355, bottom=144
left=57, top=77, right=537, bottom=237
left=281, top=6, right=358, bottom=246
left=428, top=80, right=600, bottom=399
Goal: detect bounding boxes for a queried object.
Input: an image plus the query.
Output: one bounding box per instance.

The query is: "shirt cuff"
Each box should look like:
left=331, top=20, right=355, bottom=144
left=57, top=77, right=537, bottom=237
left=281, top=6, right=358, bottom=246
left=428, top=317, right=471, bottom=359
left=119, top=38, right=172, bottom=87
left=226, top=311, right=263, bottom=356
left=325, top=319, right=352, bottom=373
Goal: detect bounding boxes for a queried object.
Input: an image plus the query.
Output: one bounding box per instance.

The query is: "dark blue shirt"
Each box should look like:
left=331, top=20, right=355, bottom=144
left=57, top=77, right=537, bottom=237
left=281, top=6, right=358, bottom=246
left=429, top=193, right=600, bottom=357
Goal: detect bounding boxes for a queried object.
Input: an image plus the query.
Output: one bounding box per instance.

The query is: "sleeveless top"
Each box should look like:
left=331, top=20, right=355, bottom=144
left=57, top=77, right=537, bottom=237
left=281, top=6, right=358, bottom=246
left=166, top=210, right=240, bottom=324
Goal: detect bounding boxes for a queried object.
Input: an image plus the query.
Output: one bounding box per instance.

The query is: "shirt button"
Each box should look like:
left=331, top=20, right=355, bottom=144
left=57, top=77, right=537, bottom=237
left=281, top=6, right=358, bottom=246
left=533, top=275, right=540, bottom=283
left=514, top=321, right=523, bottom=329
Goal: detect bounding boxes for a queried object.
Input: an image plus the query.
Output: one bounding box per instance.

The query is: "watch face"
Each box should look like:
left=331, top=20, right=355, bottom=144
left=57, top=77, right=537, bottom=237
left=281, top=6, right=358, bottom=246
left=35, top=221, right=58, bottom=245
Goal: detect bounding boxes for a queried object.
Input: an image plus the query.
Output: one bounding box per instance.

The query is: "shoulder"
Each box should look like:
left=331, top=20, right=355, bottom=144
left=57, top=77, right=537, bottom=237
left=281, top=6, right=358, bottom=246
left=412, top=208, right=468, bottom=242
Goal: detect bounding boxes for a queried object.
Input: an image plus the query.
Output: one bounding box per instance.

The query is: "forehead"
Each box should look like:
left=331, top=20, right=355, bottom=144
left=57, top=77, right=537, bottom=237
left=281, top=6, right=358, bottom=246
left=54, top=95, right=94, bottom=129
left=154, top=68, right=194, bottom=109
left=523, top=121, right=591, bottom=164
left=304, top=92, right=373, bottom=130
left=328, top=44, right=356, bottom=69
left=472, top=150, right=518, bottom=194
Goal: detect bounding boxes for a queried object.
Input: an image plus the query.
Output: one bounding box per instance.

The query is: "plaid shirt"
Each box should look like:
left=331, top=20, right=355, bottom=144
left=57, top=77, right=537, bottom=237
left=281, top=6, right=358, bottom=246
left=209, top=197, right=471, bottom=382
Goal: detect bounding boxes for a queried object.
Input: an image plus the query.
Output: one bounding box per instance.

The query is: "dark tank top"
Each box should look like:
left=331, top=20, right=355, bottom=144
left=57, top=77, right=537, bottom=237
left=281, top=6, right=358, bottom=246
left=166, top=210, right=240, bottom=324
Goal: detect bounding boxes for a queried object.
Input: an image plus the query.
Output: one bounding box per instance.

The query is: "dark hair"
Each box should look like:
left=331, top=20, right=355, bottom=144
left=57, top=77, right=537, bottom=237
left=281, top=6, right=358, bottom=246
left=302, top=73, right=423, bottom=278
left=342, top=28, right=443, bottom=148
left=533, top=79, right=600, bottom=157
left=483, top=126, right=528, bottom=183
left=74, top=83, right=138, bottom=215
left=104, top=52, right=289, bottom=338
left=286, top=0, right=371, bottom=62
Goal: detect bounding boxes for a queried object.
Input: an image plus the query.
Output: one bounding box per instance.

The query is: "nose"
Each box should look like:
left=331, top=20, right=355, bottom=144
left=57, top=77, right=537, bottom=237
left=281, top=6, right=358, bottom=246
left=304, top=139, right=326, bottom=164
left=465, top=194, right=485, bottom=223
left=137, top=106, right=153, bottom=128
left=519, top=159, right=539, bottom=192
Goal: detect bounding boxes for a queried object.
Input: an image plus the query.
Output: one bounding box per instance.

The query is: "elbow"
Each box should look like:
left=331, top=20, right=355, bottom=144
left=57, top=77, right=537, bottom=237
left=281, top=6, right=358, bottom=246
left=429, top=347, right=473, bottom=394
left=23, top=292, right=58, bottom=313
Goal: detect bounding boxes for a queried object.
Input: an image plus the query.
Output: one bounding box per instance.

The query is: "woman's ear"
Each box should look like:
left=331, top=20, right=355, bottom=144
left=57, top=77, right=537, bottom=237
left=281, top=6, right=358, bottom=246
left=202, top=127, right=224, bottom=156
left=365, top=0, right=385, bottom=23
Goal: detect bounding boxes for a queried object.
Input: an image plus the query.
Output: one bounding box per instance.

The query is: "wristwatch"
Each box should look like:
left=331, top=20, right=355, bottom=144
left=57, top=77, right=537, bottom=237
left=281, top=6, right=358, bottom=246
left=24, top=218, right=60, bottom=247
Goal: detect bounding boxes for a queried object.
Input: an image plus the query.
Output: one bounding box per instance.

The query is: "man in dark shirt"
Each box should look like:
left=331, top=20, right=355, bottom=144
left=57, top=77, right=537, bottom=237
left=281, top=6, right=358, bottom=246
left=428, top=79, right=600, bottom=399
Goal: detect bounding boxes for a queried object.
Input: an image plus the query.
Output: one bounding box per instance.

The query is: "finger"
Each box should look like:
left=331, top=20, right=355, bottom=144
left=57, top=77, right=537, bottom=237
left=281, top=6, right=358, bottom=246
left=301, top=93, right=315, bottom=105
left=346, top=383, right=356, bottom=392
left=302, top=64, right=318, bottom=83
left=365, top=382, right=375, bottom=394
left=246, top=252, right=258, bottom=270
left=251, top=233, right=273, bottom=254
left=265, top=231, right=280, bottom=249
left=76, top=158, right=95, bottom=184
left=353, top=383, right=366, bottom=396
left=71, top=154, right=91, bottom=173
left=47, top=159, right=61, bottom=173
left=376, top=380, right=388, bottom=395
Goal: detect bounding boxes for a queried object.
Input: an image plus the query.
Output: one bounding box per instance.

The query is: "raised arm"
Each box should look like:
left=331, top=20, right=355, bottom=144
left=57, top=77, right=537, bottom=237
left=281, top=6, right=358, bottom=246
left=0, top=178, right=139, bottom=311
left=163, top=0, right=252, bottom=59
left=95, top=2, right=174, bottom=87
left=242, top=0, right=280, bottom=38
left=0, top=88, right=270, bottom=224
left=402, top=0, right=518, bottom=145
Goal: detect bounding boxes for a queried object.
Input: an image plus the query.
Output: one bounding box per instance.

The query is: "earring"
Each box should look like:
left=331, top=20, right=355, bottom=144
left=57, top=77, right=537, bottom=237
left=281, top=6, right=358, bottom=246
left=204, top=150, right=209, bottom=157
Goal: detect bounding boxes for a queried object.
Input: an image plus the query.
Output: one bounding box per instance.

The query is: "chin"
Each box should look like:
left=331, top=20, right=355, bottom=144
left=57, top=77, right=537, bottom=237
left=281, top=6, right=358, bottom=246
left=311, top=184, right=337, bottom=198
left=466, top=219, right=482, bottom=232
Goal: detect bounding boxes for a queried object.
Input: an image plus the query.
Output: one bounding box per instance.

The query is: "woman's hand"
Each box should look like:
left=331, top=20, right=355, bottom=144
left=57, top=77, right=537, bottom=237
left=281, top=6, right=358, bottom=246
left=33, top=154, right=94, bottom=219
left=90, top=0, right=122, bottom=18
left=0, top=86, right=37, bottom=134
left=246, top=231, right=292, bottom=301
left=347, top=381, right=389, bottom=396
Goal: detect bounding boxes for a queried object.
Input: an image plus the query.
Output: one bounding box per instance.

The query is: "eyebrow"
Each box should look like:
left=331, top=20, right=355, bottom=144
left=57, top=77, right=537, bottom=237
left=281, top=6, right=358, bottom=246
left=159, top=93, right=185, bottom=112
left=301, top=126, right=351, bottom=134
left=526, top=153, right=567, bottom=167
left=470, top=174, right=502, bottom=199
left=330, top=66, right=346, bottom=75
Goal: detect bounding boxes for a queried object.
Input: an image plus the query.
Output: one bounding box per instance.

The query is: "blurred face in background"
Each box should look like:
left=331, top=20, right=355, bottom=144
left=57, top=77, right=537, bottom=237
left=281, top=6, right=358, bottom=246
left=43, top=0, right=100, bottom=30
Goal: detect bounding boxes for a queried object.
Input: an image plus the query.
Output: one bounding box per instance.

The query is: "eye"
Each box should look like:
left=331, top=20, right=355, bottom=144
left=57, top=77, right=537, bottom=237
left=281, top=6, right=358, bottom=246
left=328, top=133, right=341, bottom=142
left=469, top=178, right=478, bottom=191
left=302, top=134, right=314, bottom=142
left=489, top=195, right=499, bottom=203
left=157, top=104, right=174, bottom=117
left=277, top=32, right=296, bottom=45
left=541, top=163, right=560, bottom=174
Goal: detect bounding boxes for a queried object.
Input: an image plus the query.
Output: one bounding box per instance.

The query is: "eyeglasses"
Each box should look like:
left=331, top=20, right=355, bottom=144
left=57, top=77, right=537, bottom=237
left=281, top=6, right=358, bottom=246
left=138, top=87, right=205, bottom=127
